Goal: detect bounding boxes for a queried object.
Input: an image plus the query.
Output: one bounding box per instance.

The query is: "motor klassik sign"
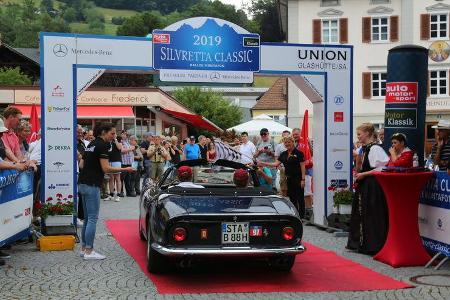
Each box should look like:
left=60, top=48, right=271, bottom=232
left=153, top=17, right=260, bottom=83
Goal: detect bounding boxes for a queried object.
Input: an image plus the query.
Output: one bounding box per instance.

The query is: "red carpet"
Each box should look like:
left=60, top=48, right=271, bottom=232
left=106, top=220, right=411, bottom=294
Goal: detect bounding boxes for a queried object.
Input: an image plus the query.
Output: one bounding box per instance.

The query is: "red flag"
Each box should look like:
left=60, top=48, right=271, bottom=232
left=298, top=110, right=313, bottom=169
left=28, top=103, right=40, bottom=143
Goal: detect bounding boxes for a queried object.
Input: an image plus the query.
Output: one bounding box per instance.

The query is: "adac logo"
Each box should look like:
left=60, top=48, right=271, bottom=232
left=334, top=95, right=344, bottom=105
left=52, top=85, right=64, bottom=97
left=53, top=44, right=68, bottom=57
left=334, top=161, right=343, bottom=170
left=48, top=145, right=71, bottom=151
left=48, top=184, right=56, bottom=190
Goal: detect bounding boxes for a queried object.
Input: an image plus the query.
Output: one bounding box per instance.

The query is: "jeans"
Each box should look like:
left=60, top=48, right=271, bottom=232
left=121, top=164, right=132, bottom=195
left=78, top=184, right=100, bottom=249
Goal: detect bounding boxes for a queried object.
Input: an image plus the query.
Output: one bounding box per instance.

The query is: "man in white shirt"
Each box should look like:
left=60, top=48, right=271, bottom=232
left=176, top=166, right=204, bottom=188
left=239, top=132, right=256, bottom=165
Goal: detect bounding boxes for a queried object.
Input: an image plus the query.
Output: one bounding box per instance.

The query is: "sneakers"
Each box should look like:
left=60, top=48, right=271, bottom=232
left=114, top=194, right=120, bottom=202
left=79, top=250, right=85, bottom=257
left=0, top=250, right=11, bottom=259
left=83, top=251, right=106, bottom=260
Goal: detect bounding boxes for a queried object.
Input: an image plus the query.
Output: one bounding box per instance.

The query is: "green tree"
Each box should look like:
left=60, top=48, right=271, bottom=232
left=116, top=11, right=166, bottom=36
left=0, top=67, right=33, bottom=85
left=186, top=0, right=254, bottom=32
left=62, top=7, right=77, bottom=23
left=40, top=0, right=54, bottom=14
left=249, top=0, right=284, bottom=42
left=173, top=87, right=242, bottom=130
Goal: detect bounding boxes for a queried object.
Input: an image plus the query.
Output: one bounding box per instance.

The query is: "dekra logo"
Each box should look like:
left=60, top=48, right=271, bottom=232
left=48, top=145, right=71, bottom=151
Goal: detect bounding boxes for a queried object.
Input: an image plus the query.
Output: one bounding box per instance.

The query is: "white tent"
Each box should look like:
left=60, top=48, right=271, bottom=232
left=228, top=114, right=292, bottom=136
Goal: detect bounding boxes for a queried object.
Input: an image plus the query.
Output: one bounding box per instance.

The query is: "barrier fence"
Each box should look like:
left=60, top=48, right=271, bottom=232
left=0, top=169, right=34, bottom=247
left=419, top=171, right=450, bottom=260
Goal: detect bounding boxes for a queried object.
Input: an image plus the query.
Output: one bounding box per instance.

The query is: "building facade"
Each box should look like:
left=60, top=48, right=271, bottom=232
left=287, top=0, right=450, bottom=150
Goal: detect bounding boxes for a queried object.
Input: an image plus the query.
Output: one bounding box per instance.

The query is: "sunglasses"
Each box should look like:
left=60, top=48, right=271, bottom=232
left=260, top=133, right=268, bottom=136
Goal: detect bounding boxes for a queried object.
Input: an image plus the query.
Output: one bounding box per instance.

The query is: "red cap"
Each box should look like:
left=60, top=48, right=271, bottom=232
left=233, top=169, right=249, bottom=181
left=178, top=166, right=193, bottom=181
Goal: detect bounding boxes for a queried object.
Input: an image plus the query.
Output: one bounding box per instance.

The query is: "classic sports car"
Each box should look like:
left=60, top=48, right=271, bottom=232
left=138, top=159, right=305, bottom=273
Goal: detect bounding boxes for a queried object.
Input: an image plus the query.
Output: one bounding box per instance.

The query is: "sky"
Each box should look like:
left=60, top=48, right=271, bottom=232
left=218, top=0, right=251, bottom=11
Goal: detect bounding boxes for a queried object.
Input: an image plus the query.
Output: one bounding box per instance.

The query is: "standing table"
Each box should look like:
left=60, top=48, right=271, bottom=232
left=373, top=171, right=433, bottom=267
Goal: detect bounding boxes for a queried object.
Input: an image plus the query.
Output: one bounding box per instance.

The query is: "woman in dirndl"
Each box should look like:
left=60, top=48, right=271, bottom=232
left=347, top=123, right=389, bottom=255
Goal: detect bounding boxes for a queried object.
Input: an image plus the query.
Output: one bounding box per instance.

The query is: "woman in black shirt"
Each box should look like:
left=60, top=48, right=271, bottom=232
left=78, top=123, right=134, bottom=260
left=259, top=136, right=306, bottom=218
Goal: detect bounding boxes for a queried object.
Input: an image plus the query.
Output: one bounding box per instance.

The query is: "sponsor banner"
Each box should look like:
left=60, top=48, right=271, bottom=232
left=384, top=108, right=417, bottom=129
left=419, top=171, right=450, bottom=256
left=153, top=17, right=260, bottom=73
left=0, top=170, right=33, bottom=245
left=160, top=69, right=253, bottom=83
left=385, top=82, right=418, bottom=104
left=261, top=44, right=351, bottom=73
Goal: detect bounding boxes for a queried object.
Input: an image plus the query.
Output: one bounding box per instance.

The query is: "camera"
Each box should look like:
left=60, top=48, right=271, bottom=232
left=264, top=146, right=268, bottom=150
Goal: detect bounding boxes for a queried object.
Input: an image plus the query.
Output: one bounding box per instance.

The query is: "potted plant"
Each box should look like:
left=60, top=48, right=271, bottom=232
left=34, top=194, right=74, bottom=226
left=328, top=185, right=354, bottom=215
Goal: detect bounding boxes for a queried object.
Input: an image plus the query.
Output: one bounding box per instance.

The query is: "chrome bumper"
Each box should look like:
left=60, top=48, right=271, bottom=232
left=151, top=243, right=306, bottom=257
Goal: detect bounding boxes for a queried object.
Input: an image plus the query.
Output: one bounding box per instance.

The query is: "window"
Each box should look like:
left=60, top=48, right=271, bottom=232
left=430, top=70, right=447, bottom=96
left=321, top=0, right=340, bottom=6
left=322, top=19, right=339, bottom=43
left=371, top=17, right=389, bottom=41
left=372, top=72, right=387, bottom=98
left=430, top=14, right=448, bottom=39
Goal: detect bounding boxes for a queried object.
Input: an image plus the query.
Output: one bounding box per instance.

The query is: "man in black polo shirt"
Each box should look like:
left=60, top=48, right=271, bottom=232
left=258, top=136, right=306, bottom=218
left=431, top=120, right=450, bottom=171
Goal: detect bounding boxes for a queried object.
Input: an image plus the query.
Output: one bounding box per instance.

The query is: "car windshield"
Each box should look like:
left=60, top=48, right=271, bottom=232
left=194, top=166, right=241, bottom=185
left=162, top=166, right=254, bottom=186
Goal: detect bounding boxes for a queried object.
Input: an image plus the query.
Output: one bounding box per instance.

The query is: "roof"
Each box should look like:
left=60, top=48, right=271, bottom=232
left=0, top=42, right=40, bottom=65
left=252, top=77, right=287, bottom=110
left=13, top=48, right=40, bottom=64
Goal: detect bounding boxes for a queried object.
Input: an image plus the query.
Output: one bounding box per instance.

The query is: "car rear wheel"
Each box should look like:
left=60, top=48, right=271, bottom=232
left=268, top=255, right=296, bottom=271
left=146, top=221, right=169, bottom=274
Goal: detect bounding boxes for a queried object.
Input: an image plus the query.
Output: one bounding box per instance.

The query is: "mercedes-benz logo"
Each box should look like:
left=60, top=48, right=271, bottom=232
left=53, top=44, right=68, bottom=57
left=210, top=72, right=220, bottom=81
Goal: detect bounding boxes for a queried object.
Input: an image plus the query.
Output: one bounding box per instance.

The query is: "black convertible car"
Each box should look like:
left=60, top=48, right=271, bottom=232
left=138, top=159, right=305, bottom=273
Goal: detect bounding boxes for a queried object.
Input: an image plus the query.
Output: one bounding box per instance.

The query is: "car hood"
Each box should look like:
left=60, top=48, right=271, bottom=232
left=159, top=195, right=297, bottom=217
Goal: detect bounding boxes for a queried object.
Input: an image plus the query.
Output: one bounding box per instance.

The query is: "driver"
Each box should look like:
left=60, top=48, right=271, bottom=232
left=175, top=166, right=204, bottom=188
left=233, top=169, right=249, bottom=188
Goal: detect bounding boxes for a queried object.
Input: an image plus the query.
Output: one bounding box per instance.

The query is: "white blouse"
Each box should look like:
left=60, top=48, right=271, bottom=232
left=368, top=145, right=389, bottom=171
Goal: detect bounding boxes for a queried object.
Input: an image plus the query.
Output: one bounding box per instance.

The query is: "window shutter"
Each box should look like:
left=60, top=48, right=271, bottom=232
left=427, top=71, right=430, bottom=97
left=340, top=18, right=348, bottom=44
left=420, top=14, right=430, bottom=40
left=362, top=17, right=371, bottom=43
left=313, top=19, right=321, bottom=44
left=363, top=72, right=371, bottom=99
left=448, top=70, right=450, bottom=96
left=390, top=16, right=399, bottom=42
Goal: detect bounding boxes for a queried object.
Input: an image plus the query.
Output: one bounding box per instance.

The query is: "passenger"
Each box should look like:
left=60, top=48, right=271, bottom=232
left=233, top=168, right=249, bottom=188
left=175, top=166, right=204, bottom=188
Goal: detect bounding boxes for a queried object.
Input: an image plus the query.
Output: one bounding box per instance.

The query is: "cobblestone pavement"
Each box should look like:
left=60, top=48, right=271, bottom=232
left=1, top=195, right=449, bottom=300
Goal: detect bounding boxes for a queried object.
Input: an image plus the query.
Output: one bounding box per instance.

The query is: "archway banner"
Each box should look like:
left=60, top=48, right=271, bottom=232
left=40, top=18, right=353, bottom=226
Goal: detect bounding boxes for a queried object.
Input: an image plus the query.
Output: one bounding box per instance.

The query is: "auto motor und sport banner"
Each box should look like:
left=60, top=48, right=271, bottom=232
left=383, top=46, right=428, bottom=166
left=419, top=171, right=450, bottom=257
left=0, top=170, right=33, bottom=246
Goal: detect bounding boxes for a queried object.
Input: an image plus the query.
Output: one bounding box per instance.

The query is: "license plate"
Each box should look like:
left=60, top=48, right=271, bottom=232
left=221, top=222, right=249, bottom=244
